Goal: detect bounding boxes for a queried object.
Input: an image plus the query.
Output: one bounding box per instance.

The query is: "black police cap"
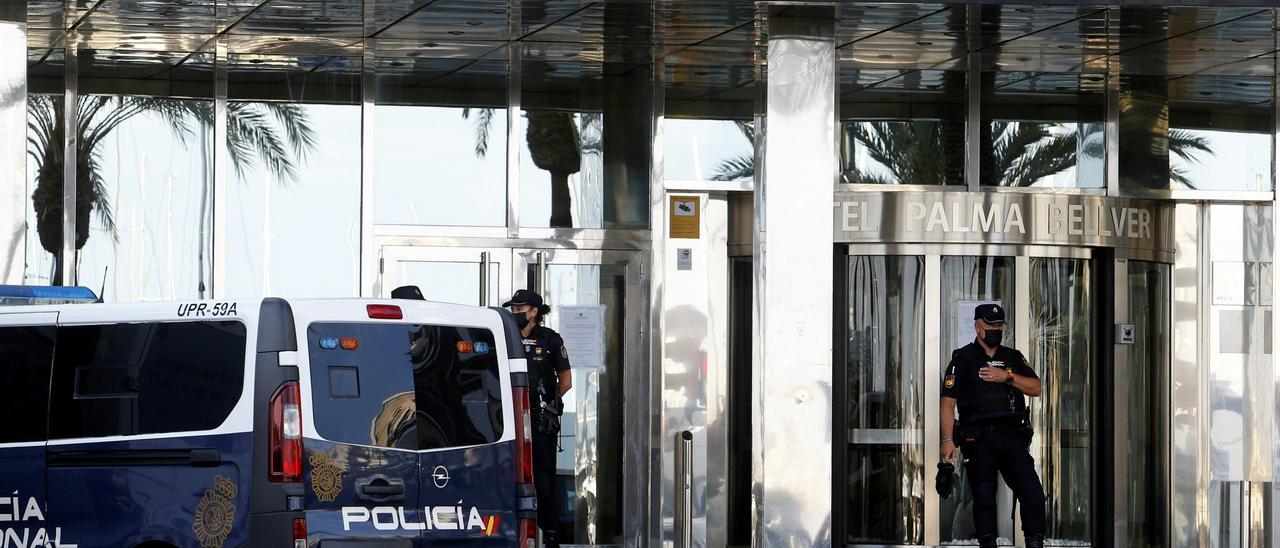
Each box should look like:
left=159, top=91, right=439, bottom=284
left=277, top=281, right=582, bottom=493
left=503, top=289, right=551, bottom=314
left=974, top=303, right=1006, bottom=324
left=391, top=285, right=425, bottom=300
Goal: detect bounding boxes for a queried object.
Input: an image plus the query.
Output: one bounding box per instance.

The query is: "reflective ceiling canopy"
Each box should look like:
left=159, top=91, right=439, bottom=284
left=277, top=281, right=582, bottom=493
left=24, top=2, right=1280, bottom=110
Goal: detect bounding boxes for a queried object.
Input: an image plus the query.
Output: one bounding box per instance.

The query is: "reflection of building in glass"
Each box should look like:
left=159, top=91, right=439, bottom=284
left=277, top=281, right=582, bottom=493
left=370, top=392, right=416, bottom=450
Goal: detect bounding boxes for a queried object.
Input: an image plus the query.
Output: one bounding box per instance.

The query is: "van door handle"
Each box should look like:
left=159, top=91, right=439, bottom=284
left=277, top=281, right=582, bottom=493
left=358, top=478, right=406, bottom=500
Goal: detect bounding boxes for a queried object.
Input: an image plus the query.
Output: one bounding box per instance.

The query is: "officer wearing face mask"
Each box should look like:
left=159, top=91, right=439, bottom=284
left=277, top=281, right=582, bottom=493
left=503, top=289, right=571, bottom=547
left=940, top=304, right=1046, bottom=548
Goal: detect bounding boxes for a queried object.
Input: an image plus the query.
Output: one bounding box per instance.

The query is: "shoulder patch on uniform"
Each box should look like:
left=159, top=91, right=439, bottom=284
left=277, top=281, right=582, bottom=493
left=561, top=345, right=569, bottom=359
left=944, top=376, right=955, bottom=388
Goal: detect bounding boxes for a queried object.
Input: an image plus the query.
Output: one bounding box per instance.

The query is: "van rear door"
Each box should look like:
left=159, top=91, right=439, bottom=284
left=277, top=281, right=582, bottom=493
left=303, top=321, right=423, bottom=547
left=409, top=323, right=513, bottom=546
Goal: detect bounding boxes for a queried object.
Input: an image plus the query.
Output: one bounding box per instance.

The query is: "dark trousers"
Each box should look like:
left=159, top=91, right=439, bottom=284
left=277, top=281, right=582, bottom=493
left=532, top=431, right=560, bottom=544
left=961, top=427, right=1047, bottom=538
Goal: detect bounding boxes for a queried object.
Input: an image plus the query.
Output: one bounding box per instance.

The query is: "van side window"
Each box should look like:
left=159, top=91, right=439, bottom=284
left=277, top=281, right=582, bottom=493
left=0, top=326, right=56, bottom=443
left=49, top=321, right=247, bottom=439
left=308, top=323, right=504, bottom=450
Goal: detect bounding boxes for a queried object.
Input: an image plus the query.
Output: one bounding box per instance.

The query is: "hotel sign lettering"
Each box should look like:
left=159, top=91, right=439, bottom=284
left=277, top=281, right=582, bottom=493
left=833, top=191, right=1174, bottom=253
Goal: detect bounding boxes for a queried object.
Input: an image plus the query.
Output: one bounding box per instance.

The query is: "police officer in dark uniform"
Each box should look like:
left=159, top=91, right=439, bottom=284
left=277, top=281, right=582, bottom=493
left=940, top=303, right=1046, bottom=548
left=504, top=289, right=572, bottom=547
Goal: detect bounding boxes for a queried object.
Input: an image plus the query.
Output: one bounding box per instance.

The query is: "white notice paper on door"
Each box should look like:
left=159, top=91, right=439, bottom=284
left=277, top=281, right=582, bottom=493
left=558, top=306, right=606, bottom=370
left=956, top=300, right=1001, bottom=345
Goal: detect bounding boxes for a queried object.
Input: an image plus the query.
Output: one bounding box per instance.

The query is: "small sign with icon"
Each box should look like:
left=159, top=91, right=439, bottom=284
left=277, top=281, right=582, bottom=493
left=669, top=196, right=701, bottom=239
left=677, top=248, right=693, bottom=270
left=1116, top=324, right=1135, bottom=345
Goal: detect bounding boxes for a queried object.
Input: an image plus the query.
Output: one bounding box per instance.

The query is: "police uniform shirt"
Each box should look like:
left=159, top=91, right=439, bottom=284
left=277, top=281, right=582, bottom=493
left=522, top=325, right=571, bottom=407
left=941, top=341, right=1038, bottom=425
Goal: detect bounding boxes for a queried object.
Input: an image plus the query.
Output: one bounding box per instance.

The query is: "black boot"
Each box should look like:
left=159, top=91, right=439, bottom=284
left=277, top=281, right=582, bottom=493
left=978, top=535, right=998, bottom=548
left=1025, top=534, right=1045, bottom=548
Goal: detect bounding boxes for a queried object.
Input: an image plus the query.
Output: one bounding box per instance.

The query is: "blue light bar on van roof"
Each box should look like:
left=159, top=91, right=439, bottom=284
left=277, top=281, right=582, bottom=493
left=0, top=285, right=98, bottom=305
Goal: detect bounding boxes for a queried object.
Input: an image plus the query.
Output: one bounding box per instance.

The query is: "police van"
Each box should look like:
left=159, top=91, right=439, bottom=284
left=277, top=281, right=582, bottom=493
left=0, top=285, right=538, bottom=547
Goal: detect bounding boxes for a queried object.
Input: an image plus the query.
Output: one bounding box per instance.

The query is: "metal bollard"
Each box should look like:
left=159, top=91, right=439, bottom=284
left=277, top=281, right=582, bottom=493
left=674, top=430, right=694, bottom=548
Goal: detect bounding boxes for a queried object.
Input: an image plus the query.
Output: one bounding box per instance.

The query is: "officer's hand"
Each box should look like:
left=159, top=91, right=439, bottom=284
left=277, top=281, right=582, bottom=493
left=978, top=366, right=1010, bottom=384
left=941, top=440, right=959, bottom=463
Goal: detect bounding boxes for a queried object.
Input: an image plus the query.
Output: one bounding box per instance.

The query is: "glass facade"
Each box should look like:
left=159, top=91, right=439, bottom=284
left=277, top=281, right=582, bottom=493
left=840, top=68, right=967, bottom=186
left=373, top=44, right=510, bottom=227
left=2, top=3, right=1279, bottom=548
left=16, top=3, right=1279, bottom=294
left=844, top=255, right=926, bottom=544
left=224, top=54, right=362, bottom=298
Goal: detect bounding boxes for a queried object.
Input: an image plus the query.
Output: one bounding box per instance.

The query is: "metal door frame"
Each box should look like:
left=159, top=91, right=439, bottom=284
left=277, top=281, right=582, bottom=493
left=837, top=242, right=1095, bottom=548
left=514, top=247, right=647, bottom=548
left=379, top=245, right=514, bottom=305
left=373, top=237, right=652, bottom=547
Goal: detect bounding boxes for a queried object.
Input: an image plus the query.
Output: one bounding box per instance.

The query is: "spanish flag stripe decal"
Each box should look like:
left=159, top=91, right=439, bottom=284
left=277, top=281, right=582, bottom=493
left=486, top=515, right=499, bottom=536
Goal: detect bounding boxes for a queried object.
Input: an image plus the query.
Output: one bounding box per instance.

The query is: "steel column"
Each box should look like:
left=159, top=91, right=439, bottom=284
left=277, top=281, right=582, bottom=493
left=0, top=2, right=26, bottom=284
left=359, top=42, right=376, bottom=297
left=754, top=7, right=836, bottom=548
left=1113, top=257, right=1131, bottom=548
left=965, top=5, right=980, bottom=192
left=61, top=31, right=77, bottom=286
left=923, top=254, right=942, bottom=546
left=212, top=37, right=228, bottom=298
left=506, top=11, right=522, bottom=238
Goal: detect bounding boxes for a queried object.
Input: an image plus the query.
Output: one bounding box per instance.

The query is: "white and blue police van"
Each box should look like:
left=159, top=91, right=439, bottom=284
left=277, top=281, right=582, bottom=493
left=0, top=285, right=538, bottom=547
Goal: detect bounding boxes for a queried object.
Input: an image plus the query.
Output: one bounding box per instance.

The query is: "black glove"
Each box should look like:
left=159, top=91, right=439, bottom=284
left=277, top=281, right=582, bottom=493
left=936, top=462, right=956, bottom=498
left=537, top=411, right=561, bottom=435
left=536, top=397, right=564, bottom=435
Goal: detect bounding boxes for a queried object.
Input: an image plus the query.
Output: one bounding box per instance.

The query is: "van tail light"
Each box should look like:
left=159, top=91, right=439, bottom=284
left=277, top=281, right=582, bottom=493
left=512, top=379, right=539, bottom=537
left=269, top=381, right=303, bottom=483
left=512, top=386, right=535, bottom=486
left=518, top=518, right=538, bottom=548
left=292, top=517, right=307, bottom=548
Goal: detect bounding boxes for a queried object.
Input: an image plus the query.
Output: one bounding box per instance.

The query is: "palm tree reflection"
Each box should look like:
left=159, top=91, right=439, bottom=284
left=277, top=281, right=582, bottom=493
left=714, top=119, right=1212, bottom=187
left=28, top=95, right=315, bottom=288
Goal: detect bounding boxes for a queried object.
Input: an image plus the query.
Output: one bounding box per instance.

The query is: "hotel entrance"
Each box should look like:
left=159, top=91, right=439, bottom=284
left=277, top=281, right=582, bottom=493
left=832, top=194, right=1174, bottom=546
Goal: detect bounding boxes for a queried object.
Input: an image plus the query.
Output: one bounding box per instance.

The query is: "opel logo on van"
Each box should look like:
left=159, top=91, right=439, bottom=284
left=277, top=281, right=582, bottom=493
left=432, top=466, right=450, bottom=488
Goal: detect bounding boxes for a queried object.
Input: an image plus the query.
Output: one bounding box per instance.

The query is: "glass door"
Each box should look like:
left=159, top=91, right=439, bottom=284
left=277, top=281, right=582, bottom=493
left=516, top=248, right=643, bottom=547
left=938, top=255, right=1019, bottom=545
left=1123, top=260, right=1170, bottom=546
left=380, top=246, right=512, bottom=306
left=840, top=245, right=1099, bottom=547
left=1027, top=257, right=1092, bottom=545
left=843, top=254, right=927, bottom=544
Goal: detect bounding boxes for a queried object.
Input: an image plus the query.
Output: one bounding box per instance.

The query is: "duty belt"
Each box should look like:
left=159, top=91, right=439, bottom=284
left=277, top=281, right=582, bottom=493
left=961, top=418, right=1026, bottom=432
